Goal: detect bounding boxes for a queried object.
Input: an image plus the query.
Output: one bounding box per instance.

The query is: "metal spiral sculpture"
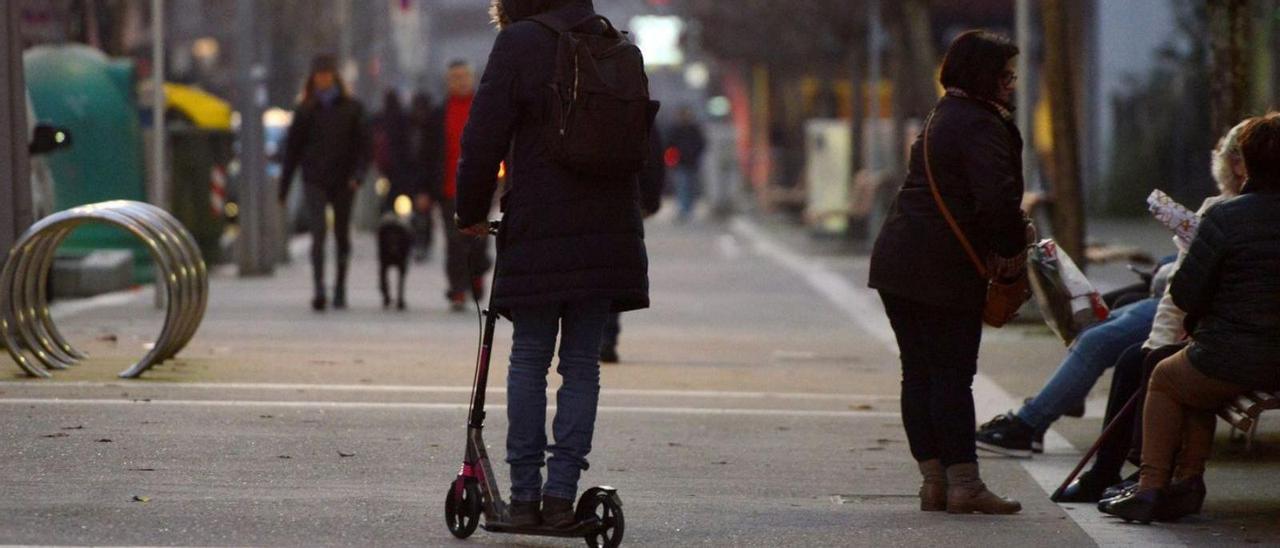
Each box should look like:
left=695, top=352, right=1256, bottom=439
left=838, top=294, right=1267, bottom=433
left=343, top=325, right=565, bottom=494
left=0, top=201, right=208, bottom=378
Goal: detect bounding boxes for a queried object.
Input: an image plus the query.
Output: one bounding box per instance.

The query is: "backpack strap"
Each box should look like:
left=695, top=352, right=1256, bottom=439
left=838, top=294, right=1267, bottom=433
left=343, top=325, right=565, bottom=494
left=529, top=13, right=617, bottom=37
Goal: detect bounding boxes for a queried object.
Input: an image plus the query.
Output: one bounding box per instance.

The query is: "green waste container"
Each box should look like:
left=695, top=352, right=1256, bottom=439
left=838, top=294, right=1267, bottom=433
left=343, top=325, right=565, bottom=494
left=24, top=45, right=151, bottom=283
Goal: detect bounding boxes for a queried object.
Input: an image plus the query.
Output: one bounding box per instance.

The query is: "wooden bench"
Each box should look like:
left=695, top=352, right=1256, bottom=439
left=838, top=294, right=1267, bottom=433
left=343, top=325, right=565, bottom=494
left=1218, top=391, right=1280, bottom=450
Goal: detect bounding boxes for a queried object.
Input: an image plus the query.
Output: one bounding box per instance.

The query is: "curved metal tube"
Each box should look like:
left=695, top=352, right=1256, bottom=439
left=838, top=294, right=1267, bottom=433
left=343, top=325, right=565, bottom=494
left=0, top=200, right=208, bottom=379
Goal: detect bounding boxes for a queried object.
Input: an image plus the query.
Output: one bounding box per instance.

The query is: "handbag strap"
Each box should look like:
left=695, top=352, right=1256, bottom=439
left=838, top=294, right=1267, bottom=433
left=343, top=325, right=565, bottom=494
left=921, top=109, right=991, bottom=280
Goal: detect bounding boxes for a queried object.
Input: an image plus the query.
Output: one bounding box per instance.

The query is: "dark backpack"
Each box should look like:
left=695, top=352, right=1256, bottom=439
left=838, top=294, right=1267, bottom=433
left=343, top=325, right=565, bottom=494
left=530, top=13, right=659, bottom=178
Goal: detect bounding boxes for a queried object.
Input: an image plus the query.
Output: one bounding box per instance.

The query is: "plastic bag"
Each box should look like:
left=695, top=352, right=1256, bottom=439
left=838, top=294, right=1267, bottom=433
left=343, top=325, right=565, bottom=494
left=1028, top=239, right=1110, bottom=345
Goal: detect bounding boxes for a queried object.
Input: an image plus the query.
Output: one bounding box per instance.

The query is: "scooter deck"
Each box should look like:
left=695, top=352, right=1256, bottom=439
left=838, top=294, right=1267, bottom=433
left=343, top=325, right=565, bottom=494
left=481, top=517, right=603, bottom=538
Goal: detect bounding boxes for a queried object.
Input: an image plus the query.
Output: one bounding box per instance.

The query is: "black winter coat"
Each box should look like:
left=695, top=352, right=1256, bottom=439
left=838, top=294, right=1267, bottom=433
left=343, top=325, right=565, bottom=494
left=279, top=95, right=370, bottom=201
left=455, top=0, right=653, bottom=314
left=1171, top=189, right=1280, bottom=390
left=868, top=95, right=1027, bottom=311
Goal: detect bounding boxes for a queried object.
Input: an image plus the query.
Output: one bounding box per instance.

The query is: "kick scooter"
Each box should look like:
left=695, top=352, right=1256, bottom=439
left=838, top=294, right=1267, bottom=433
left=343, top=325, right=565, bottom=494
left=443, top=221, right=624, bottom=547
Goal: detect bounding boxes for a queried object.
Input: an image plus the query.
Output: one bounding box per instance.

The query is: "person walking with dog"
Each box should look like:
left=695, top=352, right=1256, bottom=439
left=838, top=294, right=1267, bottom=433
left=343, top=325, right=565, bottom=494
left=456, top=0, right=656, bottom=528
left=279, top=54, right=370, bottom=312
left=868, top=30, right=1033, bottom=515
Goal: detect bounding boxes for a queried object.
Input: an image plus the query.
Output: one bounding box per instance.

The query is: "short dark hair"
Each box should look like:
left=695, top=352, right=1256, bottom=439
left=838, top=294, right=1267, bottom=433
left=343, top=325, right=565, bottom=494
left=447, top=59, right=471, bottom=71
left=1239, top=112, right=1280, bottom=191
left=939, top=30, right=1019, bottom=101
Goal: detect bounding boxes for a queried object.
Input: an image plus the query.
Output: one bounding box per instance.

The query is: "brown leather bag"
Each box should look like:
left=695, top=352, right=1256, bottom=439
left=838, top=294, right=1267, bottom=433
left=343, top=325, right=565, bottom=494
left=921, top=111, right=1031, bottom=328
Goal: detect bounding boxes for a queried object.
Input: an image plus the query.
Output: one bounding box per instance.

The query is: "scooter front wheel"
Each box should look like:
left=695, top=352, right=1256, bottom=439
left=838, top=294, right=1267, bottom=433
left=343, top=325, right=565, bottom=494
left=581, top=491, right=624, bottom=548
left=444, top=479, right=482, bottom=539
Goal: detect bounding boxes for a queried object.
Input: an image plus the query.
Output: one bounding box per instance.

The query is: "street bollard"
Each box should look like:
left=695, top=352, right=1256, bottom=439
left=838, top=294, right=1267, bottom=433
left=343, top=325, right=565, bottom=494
left=0, top=200, right=208, bottom=378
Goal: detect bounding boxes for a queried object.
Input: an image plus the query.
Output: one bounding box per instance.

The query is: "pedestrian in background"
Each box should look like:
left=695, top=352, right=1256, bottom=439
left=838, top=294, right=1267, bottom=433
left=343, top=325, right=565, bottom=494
left=279, top=54, right=370, bottom=312
left=868, top=30, right=1032, bottom=515
left=432, top=60, right=491, bottom=311
left=667, top=105, right=706, bottom=223
left=409, top=92, right=442, bottom=263
left=371, top=89, right=416, bottom=214
left=458, top=0, right=653, bottom=528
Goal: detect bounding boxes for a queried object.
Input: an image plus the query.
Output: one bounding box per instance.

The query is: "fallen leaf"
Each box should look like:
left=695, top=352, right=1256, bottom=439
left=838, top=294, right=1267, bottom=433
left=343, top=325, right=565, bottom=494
left=259, top=415, right=274, bottom=419
left=42, top=432, right=69, bottom=438
left=338, top=451, right=355, bottom=458
left=850, top=404, right=874, bottom=411
left=95, top=439, right=113, bottom=443
left=278, top=455, right=292, bottom=459
left=132, top=495, right=150, bottom=503
left=128, top=468, right=156, bottom=472
left=667, top=442, right=682, bottom=447
left=97, top=334, right=118, bottom=343
left=61, top=425, right=84, bottom=430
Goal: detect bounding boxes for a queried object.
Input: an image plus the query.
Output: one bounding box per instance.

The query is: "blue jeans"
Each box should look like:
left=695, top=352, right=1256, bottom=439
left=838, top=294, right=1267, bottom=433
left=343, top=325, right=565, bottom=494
left=507, top=300, right=611, bottom=502
left=1016, top=297, right=1159, bottom=432
left=673, top=167, right=698, bottom=221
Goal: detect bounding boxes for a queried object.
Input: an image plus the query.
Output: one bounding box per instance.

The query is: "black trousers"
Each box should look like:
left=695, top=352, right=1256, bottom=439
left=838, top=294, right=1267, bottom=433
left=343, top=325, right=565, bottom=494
left=440, top=199, right=491, bottom=297
left=303, top=184, right=355, bottom=293
left=880, top=291, right=983, bottom=466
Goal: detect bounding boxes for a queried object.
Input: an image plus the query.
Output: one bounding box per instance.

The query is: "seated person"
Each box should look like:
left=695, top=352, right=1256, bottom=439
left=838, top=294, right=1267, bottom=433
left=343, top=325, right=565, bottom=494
left=1059, top=118, right=1251, bottom=502
left=975, top=294, right=1163, bottom=457
left=1103, top=113, right=1280, bottom=523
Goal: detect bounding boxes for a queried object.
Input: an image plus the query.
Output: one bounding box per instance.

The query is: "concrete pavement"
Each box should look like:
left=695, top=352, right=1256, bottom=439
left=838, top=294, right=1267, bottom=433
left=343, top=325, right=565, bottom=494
left=0, top=209, right=1276, bottom=546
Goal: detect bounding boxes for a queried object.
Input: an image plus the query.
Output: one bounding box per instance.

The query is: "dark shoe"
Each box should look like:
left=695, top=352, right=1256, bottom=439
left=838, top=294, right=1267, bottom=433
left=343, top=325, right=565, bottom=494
left=976, top=413, right=1036, bottom=458
left=945, top=462, right=1022, bottom=514
left=333, top=287, right=347, bottom=310
left=471, top=276, right=486, bottom=301
left=508, top=500, right=541, bottom=528
left=600, top=346, right=620, bottom=364
left=541, top=495, right=576, bottom=529
left=1098, top=483, right=1140, bottom=513
left=1033, top=430, right=1045, bottom=454
left=1158, top=475, right=1205, bottom=521
left=1101, top=488, right=1163, bottom=524
left=396, top=300, right=407, bottom=311
left=447, top=291, right=466, bottom=313
left=1100, top=472, right=1140, bottom=502
left=1056, top=469, right=1122, bottom=503
left=311, top=293, right=327, bottom=312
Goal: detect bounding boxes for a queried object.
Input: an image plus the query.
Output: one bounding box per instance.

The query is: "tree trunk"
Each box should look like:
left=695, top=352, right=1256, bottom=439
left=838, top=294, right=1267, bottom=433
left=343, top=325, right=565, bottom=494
left=1042, top=0, right=1086, bottom=267
left=1207, top=0, right=1253, bottom=139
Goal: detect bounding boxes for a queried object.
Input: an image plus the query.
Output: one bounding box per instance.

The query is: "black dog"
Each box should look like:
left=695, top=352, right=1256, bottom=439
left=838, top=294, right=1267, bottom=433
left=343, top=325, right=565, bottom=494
left=377, top=214, right=413, bottom=310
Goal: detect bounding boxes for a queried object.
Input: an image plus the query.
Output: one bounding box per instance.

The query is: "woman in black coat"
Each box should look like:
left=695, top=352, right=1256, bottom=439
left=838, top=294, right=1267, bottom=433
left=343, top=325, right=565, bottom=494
left=868, top=30, right=1030, bottom=515
left=279, top=55, right=370, bottom=311
left=454, top=0, right=654, bottom=529
left=1103, top=113, right=1280, bottom=523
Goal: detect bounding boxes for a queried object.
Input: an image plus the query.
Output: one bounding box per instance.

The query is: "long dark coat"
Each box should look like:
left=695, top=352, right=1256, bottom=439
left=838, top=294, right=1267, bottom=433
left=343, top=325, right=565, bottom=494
left=455, top=0, right=652, bottom=314
left=868, top=94, right=1027, bottom=311
left=1172, top=189, right=1280, bottom=390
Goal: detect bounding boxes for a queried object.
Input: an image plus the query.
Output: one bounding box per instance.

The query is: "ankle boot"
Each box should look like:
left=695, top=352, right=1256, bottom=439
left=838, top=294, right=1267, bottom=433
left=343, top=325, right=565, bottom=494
left=918, top=459, right=947, bottom=511
left=945, top=462, right=1022, bottom=515
left=333, top=261, right=349, bottom=309
left=311, top=285, right=327, bottom=312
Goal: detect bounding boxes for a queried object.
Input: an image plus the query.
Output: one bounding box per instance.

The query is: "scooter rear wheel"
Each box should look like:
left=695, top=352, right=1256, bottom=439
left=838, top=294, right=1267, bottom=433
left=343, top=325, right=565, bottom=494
left=581, top=492, right=624, bottom=548
left=444, top=479, right=482, bottom=539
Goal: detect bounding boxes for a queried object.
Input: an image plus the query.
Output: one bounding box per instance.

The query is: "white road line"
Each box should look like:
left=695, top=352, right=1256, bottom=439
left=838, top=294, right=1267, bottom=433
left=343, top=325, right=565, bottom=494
left=730, top=216, right=1184, bottom=548
left=0, top=380, right=898, bottom=402
left=0, top=398, right=901, bottom=419
left=717, top=233, right=744, bottom=260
